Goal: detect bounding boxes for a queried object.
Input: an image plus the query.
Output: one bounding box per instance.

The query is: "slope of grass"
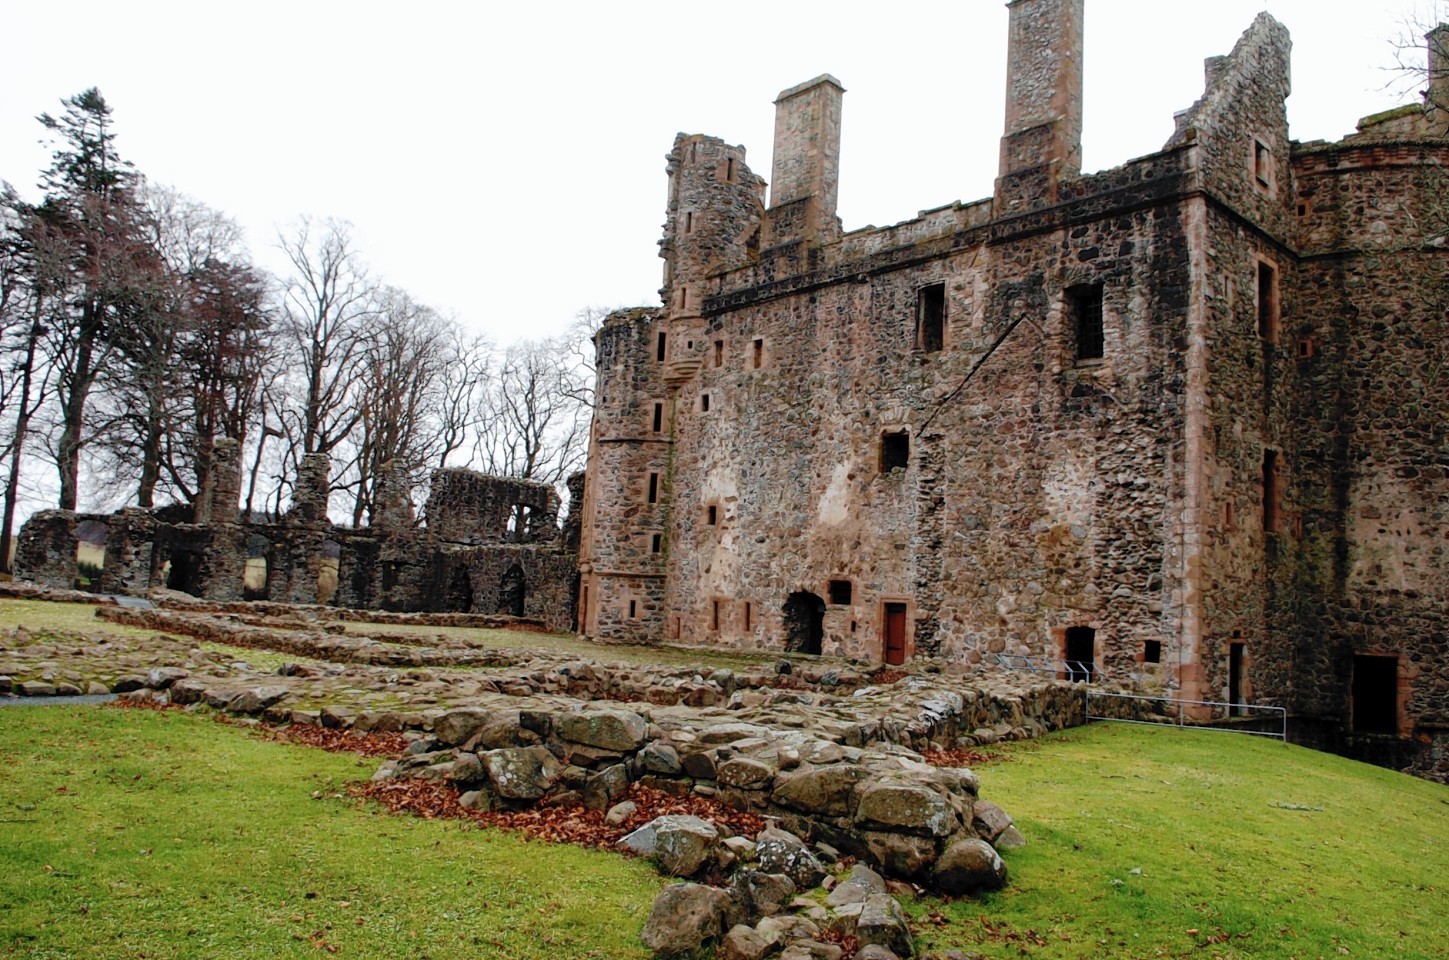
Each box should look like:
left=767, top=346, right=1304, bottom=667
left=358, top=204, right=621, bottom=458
left=0, top=705, right=661, bottom=960
left=919, top=723, right=1449, bottom=960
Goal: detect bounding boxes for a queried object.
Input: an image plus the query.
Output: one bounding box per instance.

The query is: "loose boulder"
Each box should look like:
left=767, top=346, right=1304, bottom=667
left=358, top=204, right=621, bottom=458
left=932, top=838, right=1007, bottom=895
left=480, top=745, right=561, bottom=800
left=640, top=882, right=733, bottom=957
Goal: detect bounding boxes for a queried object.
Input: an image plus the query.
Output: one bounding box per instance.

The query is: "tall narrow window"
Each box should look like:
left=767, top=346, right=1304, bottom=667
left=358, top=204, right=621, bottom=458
left=628, top=599, right=637, bottom=619
left=650, top=534, right=662, bottom=554
left=743, top=601, right=752, bottom=631
left=711, top=599, right=720, bottom=631
left=726, top=158, right=735, bottom=182
left=880, top=431, right=910, bottom=473
left=1256, top=260, right=1279, bottom=342
left=652, top=403, right=664, bottom=433
left=713, top=339, right=724, bottom=367
left=752, top=338, right=763, bottom=369
left=656, top=331, right=667, bottom=362
left=1253, top=139, right=1272, bottom=189
left=684, top=211, right=694, bottom=234
left=1068, top=284, right=1104, bottom=361
left=700, top=392, right=711, bottom=413
left=647, top=472, right=659, bottom=504
left=1262, top=449, right=1280, bottom=533
left=679, top=287, right=687, bottom=310
left=918, top=283, right=945, bottom=353
left=706, top=505, right=718, bottom=526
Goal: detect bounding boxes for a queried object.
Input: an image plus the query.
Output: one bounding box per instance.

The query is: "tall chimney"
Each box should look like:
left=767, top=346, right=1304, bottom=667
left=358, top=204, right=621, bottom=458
left=1428, top=24, right=1449, bottom=124
left=766, top=74, right=844, bottom=244
left=996, top=0, right=1084, bottom=208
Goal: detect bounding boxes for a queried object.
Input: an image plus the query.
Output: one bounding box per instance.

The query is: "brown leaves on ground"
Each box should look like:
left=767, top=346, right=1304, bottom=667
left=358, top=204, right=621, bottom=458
left=106, top=697, right=182, bottom=712
left=262, top=723, right=412, bottom=758
left=348, top=779, right=767, bottom=852
left=920, top=746, right=1006, bottom=768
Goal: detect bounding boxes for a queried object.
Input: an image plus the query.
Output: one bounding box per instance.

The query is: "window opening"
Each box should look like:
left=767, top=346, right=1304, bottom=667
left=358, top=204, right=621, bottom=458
left=1297, top=337, right=1314, bottom=359
left=1256, top=260, right=1278, bottom=342
left=650, top=534, right=662, bottom=554
left=679, top=287, right=687, bottom=310
left=880, top=431, right=910, bottom=473
left=318, top=539, right=341, bottom=605
left=827, top=579, right=853, bottom=605
left=1068, top=284, right=1104, bottom=361
left=706, top=505, right=718, bottom=526
left=657, top=331, right=667, bottom=362
left=713, top=339, right=724, bottom=367
left=1352, top=655, right=1399, bottom=734
left=1262, top=449, right=1280, bottom=534
left=743, top=601, right=752, bottom=631
left=652, top=402, right=664, bottom=433
left=700, top=392, right=711, bottom=413
left=74, top=520, right=108, bottom=593
left=711, top=599, right=720, bottom=631
left=1064, top=626, right=1096, bottom=682
left=167, top=549, right=204, bottom=597
left=726, top=157, right=735, bottom=182
left=918, top=283, right=945, bottom=353
left=1143, top=639, right=1162, bottom=664
left=1254, top=139, right=1272, bottom=187
left=1228, top=643, right=1246, bottom=716
left=647, top=472, right=659, bottom=504
left=752, top=338, right=763, bottom=369
left=684, top=211, right=693, bottom=234
left=629, top=599, right=637, bottom=619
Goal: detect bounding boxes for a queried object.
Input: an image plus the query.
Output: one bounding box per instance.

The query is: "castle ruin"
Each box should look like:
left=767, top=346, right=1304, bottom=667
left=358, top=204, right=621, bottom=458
left=577, top=1, right=1449, bottom=776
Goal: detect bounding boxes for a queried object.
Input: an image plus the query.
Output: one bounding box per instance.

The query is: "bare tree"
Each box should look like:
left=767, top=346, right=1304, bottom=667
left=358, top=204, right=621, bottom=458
left=434, top=326, right=493, bottom=471
left=474, top=336, right=591, bottom=487
left=274, top=217, right=375, bottom=514
left=1389, top=5, right=1449, bottom=115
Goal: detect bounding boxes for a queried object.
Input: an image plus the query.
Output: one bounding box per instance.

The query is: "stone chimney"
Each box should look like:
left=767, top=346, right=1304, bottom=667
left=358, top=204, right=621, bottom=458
left=291, top=453, right=332, bottom=525
left=1427, top=24, right=1449, bottom=127
left=193, top=437, right=242, bottom=525
left=765, top=74, right=844, bottom=244
left=996, top=0, right=1084, bottom=211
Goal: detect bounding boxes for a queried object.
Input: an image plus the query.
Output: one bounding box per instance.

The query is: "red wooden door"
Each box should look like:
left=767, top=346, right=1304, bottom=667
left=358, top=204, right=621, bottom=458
left=884, top=603, right=907, bottom=666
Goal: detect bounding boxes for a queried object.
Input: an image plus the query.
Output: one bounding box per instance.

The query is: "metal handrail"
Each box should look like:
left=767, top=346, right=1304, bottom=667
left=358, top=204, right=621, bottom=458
left=1086, top=690, right=1287, bottom=740
left=991, top=652, right=1097, bottom=683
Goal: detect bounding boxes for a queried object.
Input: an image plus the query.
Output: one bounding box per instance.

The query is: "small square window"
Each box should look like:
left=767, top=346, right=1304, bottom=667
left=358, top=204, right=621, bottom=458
left=827, top=579, right=852, bottom=605
left=1143, top=640, right=1162, bottom=664
left=1068, top=284, right=1104, bottom=361
left=880, top=431, right=910, bottom=473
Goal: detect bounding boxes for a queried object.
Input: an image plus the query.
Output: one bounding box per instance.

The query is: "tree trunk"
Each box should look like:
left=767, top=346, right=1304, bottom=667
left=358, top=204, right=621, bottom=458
left=57, top=302, right=101, bottom=511
left=0, top=312, right=44, bottom=572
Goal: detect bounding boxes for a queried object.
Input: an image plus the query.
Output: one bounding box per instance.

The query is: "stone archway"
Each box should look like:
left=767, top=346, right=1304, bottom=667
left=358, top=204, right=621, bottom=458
left=497, top=562, right=526, bottom=617
left=782, top=591, right=825, bottom=655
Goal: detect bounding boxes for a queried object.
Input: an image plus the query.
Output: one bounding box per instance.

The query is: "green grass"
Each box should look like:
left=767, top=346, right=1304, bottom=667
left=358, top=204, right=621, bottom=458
left=0, top=600, right=155, bottom=641
left=4, top=698, right=1445, bottom=959
left=917, top=724, right=1449, bottom=960
left=0, top=706, right=661, bottom=960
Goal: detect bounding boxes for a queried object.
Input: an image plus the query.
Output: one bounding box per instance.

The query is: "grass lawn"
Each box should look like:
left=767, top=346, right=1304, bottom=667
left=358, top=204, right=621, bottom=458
left=2, top=703, right=1445, bottom=959
left=0, top=705, right=662, bottom=960
left=919, top=724, right=1449, bottom=960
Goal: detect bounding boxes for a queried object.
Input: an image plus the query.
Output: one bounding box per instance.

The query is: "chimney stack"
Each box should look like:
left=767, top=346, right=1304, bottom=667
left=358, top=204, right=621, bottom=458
left=996, top=0, right=1084, bottom=210
left=765, top=74, right=844, bottom=244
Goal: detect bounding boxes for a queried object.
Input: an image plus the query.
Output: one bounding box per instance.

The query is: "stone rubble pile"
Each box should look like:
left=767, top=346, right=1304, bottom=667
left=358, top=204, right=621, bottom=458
left=370, top=703, right=1022, bottom=893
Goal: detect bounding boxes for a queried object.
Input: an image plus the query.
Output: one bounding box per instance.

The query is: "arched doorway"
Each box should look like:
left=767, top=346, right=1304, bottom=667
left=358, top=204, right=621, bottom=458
left=497, top=562, right=526, bottom=617
left=782, top=591, right=825, bottom=655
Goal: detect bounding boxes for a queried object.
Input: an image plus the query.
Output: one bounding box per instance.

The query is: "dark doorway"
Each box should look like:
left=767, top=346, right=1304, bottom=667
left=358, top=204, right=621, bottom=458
left=167, top=549, right=204, bottom=596
left=1228, top=642, right=1246, bottom=716
left=1352, top=655, right=1399, bottom=734
left=1064, top=626, right=1096, bottom=682
left=442, top=565, right=473, bottom=613
left=498, top=562, right=526, bottom=617
left=782, top=591, right=825, bottom=655
left=884, top=603, right=908, bottom=666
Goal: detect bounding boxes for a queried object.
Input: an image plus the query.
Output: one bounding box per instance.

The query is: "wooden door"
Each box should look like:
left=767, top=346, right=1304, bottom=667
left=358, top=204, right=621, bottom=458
left=884, top=603, right=907, bottom=666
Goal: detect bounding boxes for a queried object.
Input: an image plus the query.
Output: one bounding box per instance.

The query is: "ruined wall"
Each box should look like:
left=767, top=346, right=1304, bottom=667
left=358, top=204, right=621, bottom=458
left=425, top=469, right=559, bottom=545
left=1284, top=141, right=1449, bottom=755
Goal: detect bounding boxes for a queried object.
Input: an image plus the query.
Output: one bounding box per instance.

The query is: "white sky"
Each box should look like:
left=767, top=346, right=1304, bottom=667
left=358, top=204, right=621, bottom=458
left=0, top=1, right=1438, bottom=347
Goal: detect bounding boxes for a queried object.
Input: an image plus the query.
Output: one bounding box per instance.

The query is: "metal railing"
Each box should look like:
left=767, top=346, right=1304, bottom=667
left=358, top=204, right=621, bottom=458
left=991, top=652, right=1097, bottom=683
left=1086, top=690, right=1287, bottom=740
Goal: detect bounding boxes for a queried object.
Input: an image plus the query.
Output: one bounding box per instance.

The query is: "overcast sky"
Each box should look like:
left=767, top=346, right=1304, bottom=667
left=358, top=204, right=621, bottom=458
left=0, top=1, right=1438, bottom=348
